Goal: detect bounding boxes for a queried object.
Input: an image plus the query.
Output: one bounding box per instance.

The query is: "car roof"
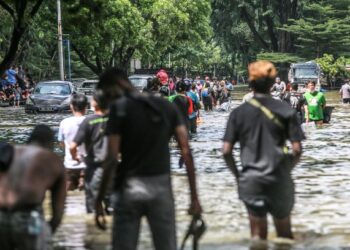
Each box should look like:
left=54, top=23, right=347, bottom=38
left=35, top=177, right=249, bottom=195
left=82, top=80, right=98, bottom=83
left=37, top=80, right=72, bottom=85
left=129, top=74, right=154, bottom=79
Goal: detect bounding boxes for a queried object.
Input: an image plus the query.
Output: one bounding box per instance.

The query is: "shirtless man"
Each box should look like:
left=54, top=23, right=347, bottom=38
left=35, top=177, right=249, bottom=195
left=0, top=125, right=66, bottom=250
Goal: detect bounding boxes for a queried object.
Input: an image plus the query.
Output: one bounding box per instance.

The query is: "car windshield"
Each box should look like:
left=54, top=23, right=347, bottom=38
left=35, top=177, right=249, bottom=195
left=295, top=68, right=319, bottom=78
left=129, top=78, right=147, bottom=87
left=34, top=84, right=71, bottom=95
left=82, top=82, right=97, bottom=88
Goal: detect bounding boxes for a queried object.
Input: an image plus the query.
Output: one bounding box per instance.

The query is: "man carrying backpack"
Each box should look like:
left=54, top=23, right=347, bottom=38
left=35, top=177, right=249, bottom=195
left=202, top=77, right=213, bottom=111
left=186, top=83, right=201, bottom=134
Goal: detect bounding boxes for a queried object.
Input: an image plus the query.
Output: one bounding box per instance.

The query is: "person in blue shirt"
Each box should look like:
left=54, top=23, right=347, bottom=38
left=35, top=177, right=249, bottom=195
left=186, top=83, right=200, bottom=134
left=6, top=66, right=17, bottom=85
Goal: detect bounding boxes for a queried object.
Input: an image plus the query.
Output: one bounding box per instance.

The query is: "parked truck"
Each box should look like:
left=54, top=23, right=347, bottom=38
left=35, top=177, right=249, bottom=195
left=288, top=61, right=323, bottom=91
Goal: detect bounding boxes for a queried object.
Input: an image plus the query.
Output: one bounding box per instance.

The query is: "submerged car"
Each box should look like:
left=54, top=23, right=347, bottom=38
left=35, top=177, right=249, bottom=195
left=77, top=79, right=98, bottom=96
left=129, top=74, right=154, bottom=91
left=25, top=81, right=75, bottom=113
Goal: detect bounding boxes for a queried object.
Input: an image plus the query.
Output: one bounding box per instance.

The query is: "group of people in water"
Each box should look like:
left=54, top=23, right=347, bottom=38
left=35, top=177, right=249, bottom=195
left=0, top=65, right=35, bottom=106
left=0, top=60, right=322, bottom=250
left=244, top=76, right=328, bottom=128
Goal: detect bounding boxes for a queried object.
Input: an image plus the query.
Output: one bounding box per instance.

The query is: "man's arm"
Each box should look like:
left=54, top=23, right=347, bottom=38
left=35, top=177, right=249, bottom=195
left=69, top=142, right=79, bottom=161
left=50, top=161, right=66, bottom=233
left=175, top=125, right=202, bottom=215
left=223, top=142, right=239, bottom=180
left=290, top=141, right=302, bottom=168
left=304, top=104, right=310, bottom=123
left=95, top=135, right=120, bottom=230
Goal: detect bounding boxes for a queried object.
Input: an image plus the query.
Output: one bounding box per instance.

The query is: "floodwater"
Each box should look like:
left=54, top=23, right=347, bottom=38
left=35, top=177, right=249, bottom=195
left=1, top=91, right=350, bottom=250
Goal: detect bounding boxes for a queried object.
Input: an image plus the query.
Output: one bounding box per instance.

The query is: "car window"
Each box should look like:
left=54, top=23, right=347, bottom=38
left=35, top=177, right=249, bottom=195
left=34, top=84, right=71, bottom=95
left=129, top=78, right=147, bottom=87
left=82, top=82, right=97, bottom=88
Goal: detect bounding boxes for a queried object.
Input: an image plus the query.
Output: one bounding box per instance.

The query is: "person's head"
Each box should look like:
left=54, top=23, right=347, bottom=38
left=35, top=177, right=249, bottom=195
left=70, top=93, right=88, bottom=114
left=176, top=81, right=186, bottom=93
left=146, top=77, right=161, bottom=93
left=307, top=81, right=316, bottom=92
left=92, top=89, right=108, bottom=113
left=191, top=83, right=196, bottom=91
left=0, top=142, right=14, bottom=173
left=205, top=76, right=210, bottom=83
left=291, top=83, right=299, bottom=92
left=220, top=80, right=225, bottom=87
left=96, top=67, right=133, bottom=105
left=275, top=77, right=281, bottom=84
left=27, top=125, right=55, bottom=150
left=248, top=61, right=277, bottom=94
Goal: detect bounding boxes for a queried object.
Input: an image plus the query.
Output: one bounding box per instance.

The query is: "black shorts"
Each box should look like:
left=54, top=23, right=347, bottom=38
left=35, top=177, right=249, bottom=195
left=244, top=194, right=294, bottom=219
left=343, top=98, right=350, bottom=104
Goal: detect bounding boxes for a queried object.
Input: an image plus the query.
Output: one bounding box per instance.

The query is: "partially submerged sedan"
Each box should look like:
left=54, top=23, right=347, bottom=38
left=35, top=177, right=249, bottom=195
left=25, top=81, right=75, bottom=113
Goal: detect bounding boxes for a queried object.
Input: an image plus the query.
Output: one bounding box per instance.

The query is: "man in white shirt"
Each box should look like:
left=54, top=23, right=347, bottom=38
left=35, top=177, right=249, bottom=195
left=58, top=94, right=88, bottom=191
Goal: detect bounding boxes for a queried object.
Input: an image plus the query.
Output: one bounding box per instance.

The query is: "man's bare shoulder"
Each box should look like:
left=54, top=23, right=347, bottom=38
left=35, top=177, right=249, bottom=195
left=15, top=145, right=64, bottom=173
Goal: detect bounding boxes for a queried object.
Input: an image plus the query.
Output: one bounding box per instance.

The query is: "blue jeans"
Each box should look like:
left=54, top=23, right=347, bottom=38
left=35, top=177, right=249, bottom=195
left=112, top=174, right=176, bottom=250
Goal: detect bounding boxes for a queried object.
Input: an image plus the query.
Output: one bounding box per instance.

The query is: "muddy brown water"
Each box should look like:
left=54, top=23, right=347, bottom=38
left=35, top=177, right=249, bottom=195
left=1, top=91, right=350, bottom=250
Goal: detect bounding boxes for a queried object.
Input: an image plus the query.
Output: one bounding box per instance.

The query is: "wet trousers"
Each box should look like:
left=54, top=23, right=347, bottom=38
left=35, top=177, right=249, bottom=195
left=0, top=208, right=51, bottom=250
left=112, top=174, right=176, bottom=250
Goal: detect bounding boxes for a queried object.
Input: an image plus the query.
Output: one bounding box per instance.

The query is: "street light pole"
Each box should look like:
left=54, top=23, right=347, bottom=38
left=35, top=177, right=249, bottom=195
left=57, top=0, right=65, bottom=80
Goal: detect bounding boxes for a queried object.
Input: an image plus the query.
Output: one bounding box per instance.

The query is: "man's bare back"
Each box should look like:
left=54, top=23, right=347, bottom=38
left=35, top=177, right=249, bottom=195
left=0, top=144, right=65, bottom=232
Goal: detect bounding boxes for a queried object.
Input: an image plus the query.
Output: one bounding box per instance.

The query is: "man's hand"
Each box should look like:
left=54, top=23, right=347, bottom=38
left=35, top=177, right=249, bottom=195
left=95, top=201, right=107, bottom=230
left=188, top=198, right=202, bottom=216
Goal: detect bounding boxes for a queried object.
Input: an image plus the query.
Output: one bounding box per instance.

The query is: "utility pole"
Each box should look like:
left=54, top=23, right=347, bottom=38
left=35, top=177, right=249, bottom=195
left=57, top=0, right=65, bottom=80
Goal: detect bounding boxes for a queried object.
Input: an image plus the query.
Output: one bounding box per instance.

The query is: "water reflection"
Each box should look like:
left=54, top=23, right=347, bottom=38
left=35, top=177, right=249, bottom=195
left=0, top=91, right=350, bottom=249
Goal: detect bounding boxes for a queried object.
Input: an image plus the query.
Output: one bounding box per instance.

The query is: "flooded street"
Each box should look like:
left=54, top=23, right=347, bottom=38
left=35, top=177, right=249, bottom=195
left=1, top=91, right=350, bottom=249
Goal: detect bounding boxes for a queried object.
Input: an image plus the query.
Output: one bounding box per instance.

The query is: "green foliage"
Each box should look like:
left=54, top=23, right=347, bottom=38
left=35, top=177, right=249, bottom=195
left=282, top=1, right=350, bottom=58
left=316, top=54, right=347, bottom=80
left=63, top=0, right=212, bottom=75
left=257, top=53, right=305, bottom=64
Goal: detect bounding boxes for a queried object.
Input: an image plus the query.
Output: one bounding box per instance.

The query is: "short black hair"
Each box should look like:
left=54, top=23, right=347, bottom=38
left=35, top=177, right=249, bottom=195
left=97, top=67, right=133, bottom=102
left=176, top=81, right=186, bottom=93
left=93, top=89, right=108, bottom=110
left=0, top=142, right=14, bottom=172
left=292, top=83, right=299, bottom=91
left=308, top=81, right=316, bottom=86
left=27, top=125, right=55, bottom=150
left=70, top=93, right=88, bottom=112
left=146, top=77, right=160, bottom=92
left=249, top=77, right=274, bottom=93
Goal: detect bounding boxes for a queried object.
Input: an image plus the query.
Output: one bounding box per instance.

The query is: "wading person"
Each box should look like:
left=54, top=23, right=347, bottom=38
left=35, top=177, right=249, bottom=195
left=283, top=84, right=305, bottom=124
left=94, top=68, right=202, bottom=250
left=223, top=61, right=304, bottom=240
left=70, top=91, right=111, bottom=213
left=339, top=80, right=350, bottom=104
left=58, top=94, right=88, bottom=191
left=304, top=81, right=326, bottom=127
left=169, top=81, right=194, bottom=132
left=0, top=125, right=66, bottom=250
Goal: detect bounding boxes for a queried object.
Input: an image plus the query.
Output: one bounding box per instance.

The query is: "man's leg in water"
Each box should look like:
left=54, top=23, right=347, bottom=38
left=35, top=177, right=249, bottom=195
left=247, top=212, right=268, bottom=240
left=273, top=216, right=293, bottom=239
left=0, top=212, right=13, bottom=250
left=112, top=192, right=143, bottom=250
left=146, top=181, right=176, bottom=250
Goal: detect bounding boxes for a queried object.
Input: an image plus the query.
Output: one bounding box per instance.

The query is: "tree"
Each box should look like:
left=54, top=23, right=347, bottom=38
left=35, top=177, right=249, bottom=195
left=0, top=0, right=45, bottom=76
left=316, top=54, right=347, bottom=84
left=62, top=0, right=212, bottom=75
left=282, top=1, right=350, bottom=58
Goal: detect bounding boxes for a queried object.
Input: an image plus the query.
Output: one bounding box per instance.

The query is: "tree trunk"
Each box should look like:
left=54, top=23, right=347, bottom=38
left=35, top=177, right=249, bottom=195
left=0, top=25, right=25, bottom=76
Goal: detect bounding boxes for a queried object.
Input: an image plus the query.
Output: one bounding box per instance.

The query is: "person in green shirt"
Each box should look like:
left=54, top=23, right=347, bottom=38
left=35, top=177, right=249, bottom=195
left=303, top=81, right=326, bottom=127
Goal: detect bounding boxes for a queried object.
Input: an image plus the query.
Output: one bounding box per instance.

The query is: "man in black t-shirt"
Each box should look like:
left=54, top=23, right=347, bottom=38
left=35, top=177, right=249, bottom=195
left=70, top=91, right=110, bottom=213
left=94, top=68, right=202, bottom=250
left=223, top=61, right=304, bottom=240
